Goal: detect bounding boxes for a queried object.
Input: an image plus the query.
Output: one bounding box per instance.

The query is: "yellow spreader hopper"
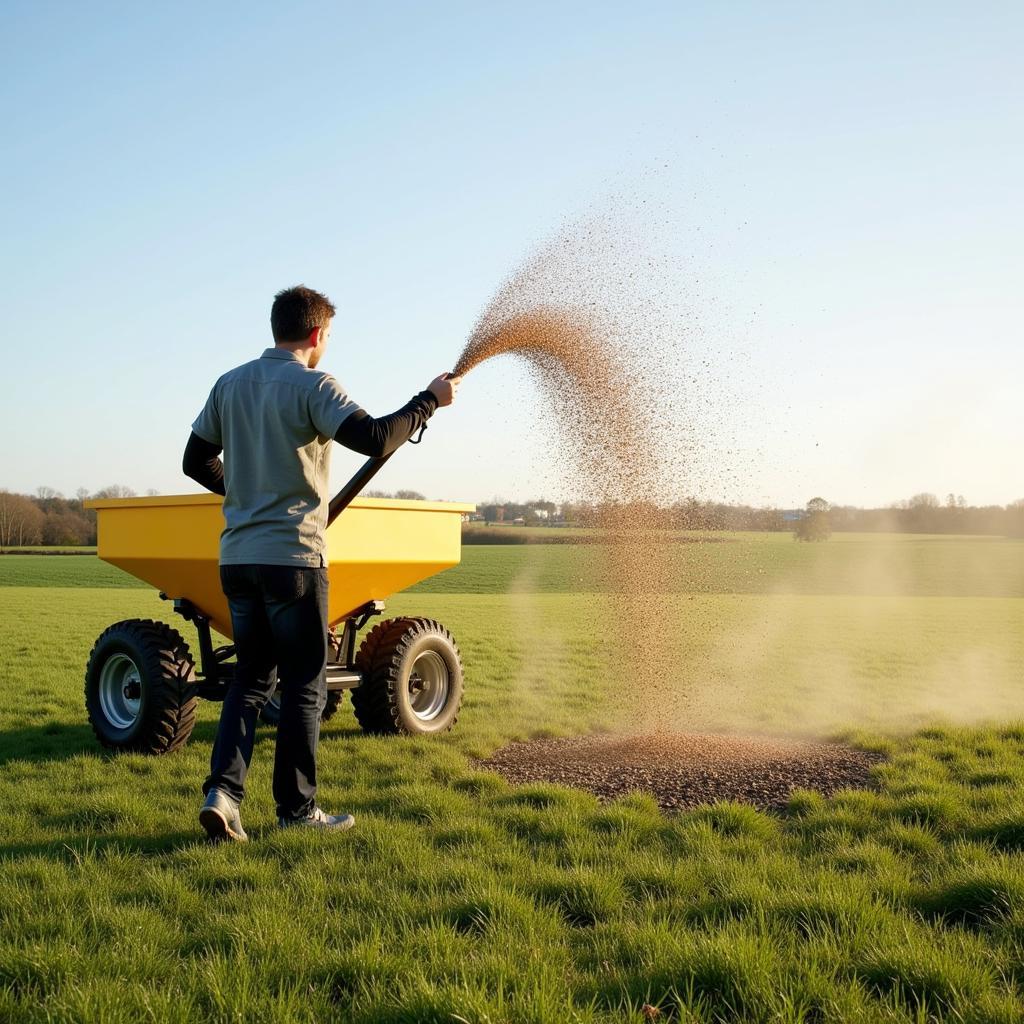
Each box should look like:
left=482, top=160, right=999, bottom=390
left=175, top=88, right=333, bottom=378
left=84, top=464, right=474, bottom=755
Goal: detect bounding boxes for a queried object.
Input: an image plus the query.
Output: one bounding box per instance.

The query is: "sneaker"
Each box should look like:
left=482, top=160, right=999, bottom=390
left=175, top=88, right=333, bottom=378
left=278, top=806, right=355, bottom=831
left=199, top=788, right=248, bottom=843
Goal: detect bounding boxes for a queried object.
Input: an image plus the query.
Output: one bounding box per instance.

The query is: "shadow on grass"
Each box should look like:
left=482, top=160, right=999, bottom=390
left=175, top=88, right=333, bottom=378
left=0, top=722, right=109, bottom=765
left=0, top=720, right=222, bottom=765
left=0, top=714, right=370, bottom=771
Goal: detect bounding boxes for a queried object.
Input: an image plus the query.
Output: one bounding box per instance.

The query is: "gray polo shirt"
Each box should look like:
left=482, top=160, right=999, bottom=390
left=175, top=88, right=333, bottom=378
left=192, top=348, right=358, bottom=567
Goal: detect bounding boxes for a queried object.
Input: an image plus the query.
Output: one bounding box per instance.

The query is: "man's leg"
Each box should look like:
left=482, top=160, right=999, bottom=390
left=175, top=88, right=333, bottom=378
left=203, top=564, right=278, bottom=805
left=259, top=565, right=329, bottom=820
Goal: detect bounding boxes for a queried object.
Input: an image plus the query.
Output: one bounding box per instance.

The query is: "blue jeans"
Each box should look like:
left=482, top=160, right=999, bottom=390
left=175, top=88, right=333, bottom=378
left=203, top=564, right=329, bottom=819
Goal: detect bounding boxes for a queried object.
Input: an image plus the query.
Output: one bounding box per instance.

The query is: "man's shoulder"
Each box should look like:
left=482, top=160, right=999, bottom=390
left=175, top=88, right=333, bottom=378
left=308, top=367, right=347, bottom=392
left=218, top=357, right=326, bottom=389
left=213, top=355, right=346, bottom=400
left=215, top=357, right=264, bottom=386
left=277, top=363, right=346, bottom=401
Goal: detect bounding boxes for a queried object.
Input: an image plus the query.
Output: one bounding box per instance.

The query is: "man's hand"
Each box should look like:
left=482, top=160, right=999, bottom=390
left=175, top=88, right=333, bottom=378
left=427, top=372, right=461, bottom=407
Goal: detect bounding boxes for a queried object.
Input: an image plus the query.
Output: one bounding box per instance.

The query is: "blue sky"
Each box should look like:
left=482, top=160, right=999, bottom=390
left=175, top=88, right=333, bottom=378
left=2, top=2, right=1021, bottom=507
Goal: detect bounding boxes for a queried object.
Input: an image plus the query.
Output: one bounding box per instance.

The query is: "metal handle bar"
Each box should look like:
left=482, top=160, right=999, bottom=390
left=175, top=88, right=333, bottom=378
left=327, top=381, right=449, bottom=527
left=326, top=452, right=397, bottom=527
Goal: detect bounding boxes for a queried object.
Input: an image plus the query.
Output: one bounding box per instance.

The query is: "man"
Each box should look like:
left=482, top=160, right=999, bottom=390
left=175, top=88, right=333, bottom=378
left=184, top=285, right=458, bottom=841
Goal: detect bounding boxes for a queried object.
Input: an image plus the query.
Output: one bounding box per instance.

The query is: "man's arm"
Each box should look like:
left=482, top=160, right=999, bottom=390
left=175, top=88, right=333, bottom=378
left=334, top=391, right=439, bottom=458
left=183, top=432, right=226, bottom=496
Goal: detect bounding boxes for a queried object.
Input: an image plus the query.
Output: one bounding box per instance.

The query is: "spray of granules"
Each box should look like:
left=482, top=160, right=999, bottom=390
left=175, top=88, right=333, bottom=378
left=454, top=227, right=699, bottom=730
left=455, top=306, right=659, bottom=514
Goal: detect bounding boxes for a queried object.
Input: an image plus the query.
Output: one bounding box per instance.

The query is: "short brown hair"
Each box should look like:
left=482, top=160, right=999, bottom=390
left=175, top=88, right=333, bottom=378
left=270, top=285, right=336, bottom=343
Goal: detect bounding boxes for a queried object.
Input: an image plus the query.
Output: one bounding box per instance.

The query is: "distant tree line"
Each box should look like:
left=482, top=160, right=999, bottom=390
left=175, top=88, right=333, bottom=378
left=363, top=489, right=427, bottom=501
left=0, top=485, right=146, bottom=547
left=829, top=493, right=1024, bottom=537
left=2, top=487, right=1022, bottom=547
left=475, top=500, right=786, bottom=531
left=477, top=493, right=1024, bottom=538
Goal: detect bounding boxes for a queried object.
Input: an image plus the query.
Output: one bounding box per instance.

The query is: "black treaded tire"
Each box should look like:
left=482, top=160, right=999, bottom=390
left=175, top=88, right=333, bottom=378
left=84, top=619, right=198, bottom=754
left=351, top=617, right=463, bottom=735
left=260, top=687, right=344, bottom=726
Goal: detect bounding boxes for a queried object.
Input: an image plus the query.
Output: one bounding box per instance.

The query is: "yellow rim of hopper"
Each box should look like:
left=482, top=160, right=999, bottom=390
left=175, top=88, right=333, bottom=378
left=87, top=494, right=476, bottom=514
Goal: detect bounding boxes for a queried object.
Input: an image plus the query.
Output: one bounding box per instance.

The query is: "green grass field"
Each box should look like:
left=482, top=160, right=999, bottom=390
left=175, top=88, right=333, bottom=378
left=2, top=534, right=1024, bottom=1021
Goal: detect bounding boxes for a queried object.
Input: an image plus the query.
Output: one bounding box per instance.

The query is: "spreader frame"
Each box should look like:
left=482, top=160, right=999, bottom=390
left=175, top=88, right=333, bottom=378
left=163, top=593, right=385, bottom=702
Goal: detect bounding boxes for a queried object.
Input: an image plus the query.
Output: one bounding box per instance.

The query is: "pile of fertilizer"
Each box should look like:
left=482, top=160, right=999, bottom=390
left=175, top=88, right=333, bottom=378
left=477, top=733, right=883, bottom=812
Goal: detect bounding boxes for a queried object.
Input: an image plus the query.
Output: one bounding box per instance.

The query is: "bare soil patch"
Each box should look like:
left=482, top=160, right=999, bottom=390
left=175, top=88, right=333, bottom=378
left=478, top=732, right=884, bottom=812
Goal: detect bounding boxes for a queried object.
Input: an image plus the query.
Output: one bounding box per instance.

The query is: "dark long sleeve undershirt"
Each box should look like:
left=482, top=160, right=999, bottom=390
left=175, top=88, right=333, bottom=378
left=182, top=432, right=226, bottom=495
left=333, top=390, right=438, bottom=457
left=182, top=391, right=438, bottom=494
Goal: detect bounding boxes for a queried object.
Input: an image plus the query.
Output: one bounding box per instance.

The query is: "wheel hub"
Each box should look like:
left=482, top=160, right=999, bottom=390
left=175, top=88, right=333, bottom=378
left=98, top=653, right=143, bottom=730
left=408, top=651, right=449, bottom=722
